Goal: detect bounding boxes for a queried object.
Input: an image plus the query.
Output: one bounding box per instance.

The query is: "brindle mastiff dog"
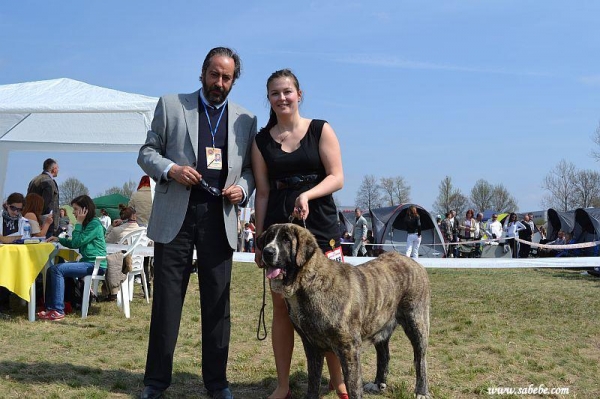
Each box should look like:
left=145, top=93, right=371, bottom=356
left=259, top=223, right=431, bottom=399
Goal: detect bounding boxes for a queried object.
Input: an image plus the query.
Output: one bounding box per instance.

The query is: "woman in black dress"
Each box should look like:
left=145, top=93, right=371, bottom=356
left=252, top=69, right=347, bottom=399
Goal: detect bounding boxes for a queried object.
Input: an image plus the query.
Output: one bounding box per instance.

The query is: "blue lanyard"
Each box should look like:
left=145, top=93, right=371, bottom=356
left=200, top=97, right=227, bottom=148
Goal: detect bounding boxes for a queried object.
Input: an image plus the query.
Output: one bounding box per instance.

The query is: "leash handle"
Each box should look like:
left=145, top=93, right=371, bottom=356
left=256, top=267, right=268, bottom=341
left=288, top=213, right=307, bottom=229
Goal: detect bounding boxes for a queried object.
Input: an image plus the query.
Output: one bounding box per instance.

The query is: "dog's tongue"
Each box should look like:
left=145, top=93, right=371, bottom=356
left=266, top=267, right=282, bottom=279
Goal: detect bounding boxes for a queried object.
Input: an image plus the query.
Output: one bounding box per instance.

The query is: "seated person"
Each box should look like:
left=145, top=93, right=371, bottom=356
left=555, top=233, right=575, bottom=257
left=341, top=232, right=353, bottom=257
left=58, top=208, right=71, bottom=235
left=0, top=193, right=26, bottom=313
left=22, top=193, right=54, bottom=238
left=105, top=205, right=142, bottom=244
left=38, top=195, right=107, bottom=321
left=539, top=230, right=566, bottom=257
left=0, top=193, right=28, bottom=242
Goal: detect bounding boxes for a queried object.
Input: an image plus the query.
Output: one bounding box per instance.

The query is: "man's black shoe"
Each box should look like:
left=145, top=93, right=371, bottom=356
left=140, top=386, right=164, bottom=399
left=208, top=387, right=233, bottom=399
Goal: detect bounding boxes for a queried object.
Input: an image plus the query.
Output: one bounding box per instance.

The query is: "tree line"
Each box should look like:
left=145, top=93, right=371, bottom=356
left=354, top=122, right=600, bottom=215
left=58, top=178, right=137, bottom=205
left=354, top=174, right=517, bottom=217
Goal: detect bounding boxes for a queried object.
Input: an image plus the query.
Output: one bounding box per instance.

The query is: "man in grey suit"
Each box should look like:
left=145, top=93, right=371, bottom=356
left=138, top=47, right=257, bottom=399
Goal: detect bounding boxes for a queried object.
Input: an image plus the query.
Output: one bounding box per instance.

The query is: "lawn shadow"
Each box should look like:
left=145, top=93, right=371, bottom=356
left=1, top=362, right=324, bottom=398
left=0, top=360, right=147, bottom=396
left=537, top=267, right=600, bottom=285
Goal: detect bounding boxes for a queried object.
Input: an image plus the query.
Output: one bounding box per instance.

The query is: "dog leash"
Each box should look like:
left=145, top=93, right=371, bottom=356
left=256, top=267, right=268, bottom=341
left=289, top=212, right=308, bottom=229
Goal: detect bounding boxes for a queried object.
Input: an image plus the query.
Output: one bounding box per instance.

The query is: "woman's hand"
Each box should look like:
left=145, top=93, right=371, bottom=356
left=44, top=214, right=54, bottom=226
left=75, top=207, right=88, bottom=224
left=293, top=193, right=310, bottom=221
left=254, top=247, right=263, bottom=268
left=46, top=236, right=59, bottom=242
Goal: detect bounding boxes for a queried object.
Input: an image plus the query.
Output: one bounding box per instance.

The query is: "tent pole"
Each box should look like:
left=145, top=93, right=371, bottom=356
left=0, top=145, right=9, bottom=200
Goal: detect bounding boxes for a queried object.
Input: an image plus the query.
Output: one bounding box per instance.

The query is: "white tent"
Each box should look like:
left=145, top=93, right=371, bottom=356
left=0, top=78, right=158, bottom=198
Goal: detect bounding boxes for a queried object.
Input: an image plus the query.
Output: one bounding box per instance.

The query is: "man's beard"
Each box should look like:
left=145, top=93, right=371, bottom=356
left=202, top=81, right=230, bottom=106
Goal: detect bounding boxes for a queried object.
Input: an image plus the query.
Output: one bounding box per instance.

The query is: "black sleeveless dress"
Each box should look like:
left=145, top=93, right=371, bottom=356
left=255, top=119, right=340, bottom=251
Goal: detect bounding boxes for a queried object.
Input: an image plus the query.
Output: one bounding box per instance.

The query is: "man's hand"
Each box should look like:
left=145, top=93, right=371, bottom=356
left=223, top=185, right=244, bottom=205
left=169, top=164, right=201, bottom=186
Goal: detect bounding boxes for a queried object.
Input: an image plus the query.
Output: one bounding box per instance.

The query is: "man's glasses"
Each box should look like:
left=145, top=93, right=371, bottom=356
left=8, top=205, right=23, bottom=212
left=199, top=179, right=221, bottom=196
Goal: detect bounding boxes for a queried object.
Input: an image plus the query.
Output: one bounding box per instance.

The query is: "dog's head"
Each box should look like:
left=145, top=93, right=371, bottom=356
left=257, top=223, right=318, bottom=295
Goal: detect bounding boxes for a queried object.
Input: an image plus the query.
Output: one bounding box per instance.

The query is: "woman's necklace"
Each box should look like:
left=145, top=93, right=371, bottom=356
left=276, top=124, right=292, bottom=144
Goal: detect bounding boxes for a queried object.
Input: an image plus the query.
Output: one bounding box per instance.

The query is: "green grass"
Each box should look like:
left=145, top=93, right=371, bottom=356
left=0, top=265, right=598, bottom=398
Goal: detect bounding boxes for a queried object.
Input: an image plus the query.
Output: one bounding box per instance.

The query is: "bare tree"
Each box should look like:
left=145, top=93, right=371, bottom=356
left=355, top=174, right=383, bottom=210
left=103, top=180, right=137, bottom=199
left=572, top=169, right=600, bottom=208
left=59, top=177, right=89, bottom=205
left=541, top=159, right=576, bottom=211
left=491, top=184, right=518, bottom=213
left=591, top=121, right=600, bottom=161
left=380, top=176, right=411, bottom=206
left=470, top=179, right=494, bottom=212
left=432, top=176, right=468, bottom=216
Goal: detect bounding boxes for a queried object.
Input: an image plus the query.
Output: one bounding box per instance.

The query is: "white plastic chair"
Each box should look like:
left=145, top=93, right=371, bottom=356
left=116, top=228, right=151, bottom=303
left=81, top=230, right=144, bottom=319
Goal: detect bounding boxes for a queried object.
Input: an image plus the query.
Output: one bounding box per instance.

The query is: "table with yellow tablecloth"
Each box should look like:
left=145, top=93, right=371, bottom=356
left=0, top=243, right=57, bottom=321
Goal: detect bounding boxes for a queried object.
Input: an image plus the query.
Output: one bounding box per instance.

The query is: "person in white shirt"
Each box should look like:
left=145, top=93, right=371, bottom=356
left=243, top=223, right=254, bottom=253
left=99, top=208, right=111, bottom=231
left=504, top=212, right=526, bottom=258
left=486, top=213, right=504, bottom=241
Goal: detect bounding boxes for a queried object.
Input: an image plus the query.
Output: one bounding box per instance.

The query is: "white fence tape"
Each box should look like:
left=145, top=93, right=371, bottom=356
left=232, top=251, right=600, bottom=269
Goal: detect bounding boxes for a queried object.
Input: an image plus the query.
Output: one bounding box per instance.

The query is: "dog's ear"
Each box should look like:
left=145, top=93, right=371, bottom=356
left=293, top=225, right=318, bottom=267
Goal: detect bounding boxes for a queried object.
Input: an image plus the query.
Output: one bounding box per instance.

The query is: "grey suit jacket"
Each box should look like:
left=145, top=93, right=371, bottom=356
left=138, top=91, right=257, bottom=249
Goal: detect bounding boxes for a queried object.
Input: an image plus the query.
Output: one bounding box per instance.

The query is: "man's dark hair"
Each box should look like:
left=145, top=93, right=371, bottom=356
left=43, top=158, right=57, bottom=172
left=201, top=47, right=241, bottom=82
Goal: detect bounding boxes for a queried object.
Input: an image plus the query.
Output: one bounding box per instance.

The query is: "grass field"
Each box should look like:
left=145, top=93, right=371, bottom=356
left=0, top=264, right=598, bottom=398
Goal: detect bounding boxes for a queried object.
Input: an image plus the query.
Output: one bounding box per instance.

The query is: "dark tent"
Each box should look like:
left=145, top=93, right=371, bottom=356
left=546, top=208, right=575, bottom=241
left=370, top=204, right=446, bottom=258
left=337, top=210, right=353, bottom=237
left=92, top=193, right=129, bottom=220
left=570, top=208, right=600, bottom=256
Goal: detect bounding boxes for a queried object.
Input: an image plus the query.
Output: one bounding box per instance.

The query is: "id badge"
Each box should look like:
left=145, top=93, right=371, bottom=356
left=206, top=147, right=222, bottom=170
left=325, top=246, right=344, bottom=263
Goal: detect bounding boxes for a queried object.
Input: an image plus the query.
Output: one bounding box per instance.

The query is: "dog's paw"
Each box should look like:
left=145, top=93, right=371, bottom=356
left=416, top=394, right=431, bottom=399
left=364, top=382, right=387, bottom=393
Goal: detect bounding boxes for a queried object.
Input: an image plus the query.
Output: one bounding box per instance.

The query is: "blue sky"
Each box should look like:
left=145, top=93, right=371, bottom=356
left=1, top=1, right=599, bottom=212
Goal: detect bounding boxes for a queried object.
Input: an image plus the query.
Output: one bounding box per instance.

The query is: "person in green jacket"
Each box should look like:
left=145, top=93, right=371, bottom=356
left=38, top=195, right=107, bottom=321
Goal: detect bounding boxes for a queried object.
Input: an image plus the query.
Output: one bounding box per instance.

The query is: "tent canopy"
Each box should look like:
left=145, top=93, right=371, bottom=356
left=370, top=204, right=446, bottom=258
left=546, top=208, right=575, bottom=241
left=0, top=78, right=158, bottom=199
left=93, top=193, right=130, bottom=220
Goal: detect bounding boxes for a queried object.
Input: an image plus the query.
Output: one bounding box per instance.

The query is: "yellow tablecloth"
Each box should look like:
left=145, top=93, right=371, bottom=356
left=0, top=243, right=56, bottom=301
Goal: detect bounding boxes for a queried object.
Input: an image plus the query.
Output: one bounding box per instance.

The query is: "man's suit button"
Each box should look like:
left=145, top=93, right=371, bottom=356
left=186, top=187, right=190, bottom=191
left=192, top=162, right=197, bottom=167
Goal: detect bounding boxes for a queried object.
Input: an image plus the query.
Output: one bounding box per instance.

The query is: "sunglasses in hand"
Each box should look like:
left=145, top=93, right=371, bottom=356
left=199, top=179, right=221, bottom=196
